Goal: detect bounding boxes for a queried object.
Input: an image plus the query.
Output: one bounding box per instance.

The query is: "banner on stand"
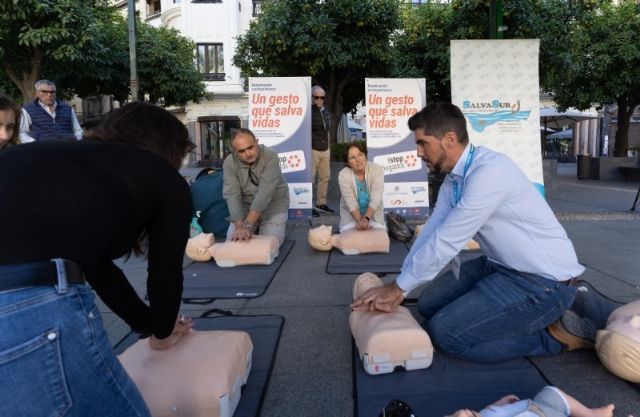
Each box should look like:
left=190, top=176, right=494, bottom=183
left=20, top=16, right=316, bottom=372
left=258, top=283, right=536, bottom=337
left=365, top=78, right=428, bottom=217
left=249, top=77, right=312, bottom=218
left=450, top=39, right=544, bottom=194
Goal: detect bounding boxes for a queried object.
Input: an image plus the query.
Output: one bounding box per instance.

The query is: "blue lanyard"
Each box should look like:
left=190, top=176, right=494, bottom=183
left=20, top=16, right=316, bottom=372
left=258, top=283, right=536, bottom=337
left=452, top=144, right=475, bottom=205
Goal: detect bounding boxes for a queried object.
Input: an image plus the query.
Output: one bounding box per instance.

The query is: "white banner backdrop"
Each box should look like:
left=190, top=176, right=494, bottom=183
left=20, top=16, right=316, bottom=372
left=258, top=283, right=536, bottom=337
left=248, top=77, right=312, bottom=216
left=450, top=40, right=544, bottom=194
left=366, top=78, right=428, bottom=216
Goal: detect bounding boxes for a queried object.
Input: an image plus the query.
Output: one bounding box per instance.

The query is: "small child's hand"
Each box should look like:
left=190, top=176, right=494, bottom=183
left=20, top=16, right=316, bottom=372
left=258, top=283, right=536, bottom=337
left=491, top=394, right=520, bottom=406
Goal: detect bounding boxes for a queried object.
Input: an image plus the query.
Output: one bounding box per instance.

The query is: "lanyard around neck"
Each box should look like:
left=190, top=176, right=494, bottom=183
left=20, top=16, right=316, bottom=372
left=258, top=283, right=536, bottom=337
left=452, top=144, right=475, bottom=206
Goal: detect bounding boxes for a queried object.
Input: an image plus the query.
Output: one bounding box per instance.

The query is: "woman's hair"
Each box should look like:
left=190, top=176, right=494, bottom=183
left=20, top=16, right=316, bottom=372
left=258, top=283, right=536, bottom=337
left=86, top=102, right=194, bottom=257
left=343, top=141, right=367, bottom=167
left=0, top=93, right=22, bottom=148
left=86, top=102, right=194, bottom=169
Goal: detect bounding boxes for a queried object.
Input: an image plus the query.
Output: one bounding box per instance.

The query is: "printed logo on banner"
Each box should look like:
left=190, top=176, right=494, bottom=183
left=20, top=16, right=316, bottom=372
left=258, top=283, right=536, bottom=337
left=278, top=150, right=306, bottom=173
left=372, top=151, right=422, bottom=175
left=383, top=182, right=428, bottom=208
left=287, top=183, right=312, bottom=209
left=462, top=99, right=531, bottom=133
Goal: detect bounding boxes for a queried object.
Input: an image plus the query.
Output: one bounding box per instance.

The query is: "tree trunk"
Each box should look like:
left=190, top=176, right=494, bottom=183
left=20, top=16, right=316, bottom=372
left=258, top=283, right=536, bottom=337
left=3, top=48, right=43, bottom=104
left=613, top=96, right=634, bottom=157
left=326, top=70, right=353, bottom=147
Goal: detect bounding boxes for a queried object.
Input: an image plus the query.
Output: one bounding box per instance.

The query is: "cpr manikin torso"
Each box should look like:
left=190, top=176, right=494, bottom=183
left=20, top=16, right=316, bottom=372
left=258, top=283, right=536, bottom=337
left=595, top=299, right=640, bottom=382
left=349, top=272, right=433, bottom=375
left=208, top=235, right=279, bottom=267
left=308, top=225, right=390, bottom=255
left=185, top=233, right=279, bottom=267
left=119, top=331, right=253, bottom=417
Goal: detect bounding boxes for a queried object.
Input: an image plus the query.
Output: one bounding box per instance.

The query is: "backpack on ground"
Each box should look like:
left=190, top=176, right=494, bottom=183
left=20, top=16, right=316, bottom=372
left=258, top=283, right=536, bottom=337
left=191, top=169, right=230, bottom=237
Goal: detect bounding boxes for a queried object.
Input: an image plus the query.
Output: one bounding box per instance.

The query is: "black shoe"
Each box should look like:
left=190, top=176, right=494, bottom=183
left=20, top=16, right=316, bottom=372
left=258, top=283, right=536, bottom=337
left=311, top=209, right=320, bottom=217
left=548, top=310, right=596, bottom=351
left=315, top=204, right=334, bottom=214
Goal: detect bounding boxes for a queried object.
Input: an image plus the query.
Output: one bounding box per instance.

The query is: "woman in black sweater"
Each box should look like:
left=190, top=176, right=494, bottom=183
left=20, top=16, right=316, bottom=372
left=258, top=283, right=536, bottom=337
left=0, top=102, right=194, bottom=416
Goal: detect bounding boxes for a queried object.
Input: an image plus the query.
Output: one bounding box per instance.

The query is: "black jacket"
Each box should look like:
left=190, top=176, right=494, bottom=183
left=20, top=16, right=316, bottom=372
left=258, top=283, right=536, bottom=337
left=311, top=105, right=331, bottom=151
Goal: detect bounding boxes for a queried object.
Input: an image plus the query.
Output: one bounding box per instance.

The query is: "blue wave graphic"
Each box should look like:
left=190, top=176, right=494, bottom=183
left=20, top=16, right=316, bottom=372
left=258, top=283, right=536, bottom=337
left=465, top=110, right=531, bottom=133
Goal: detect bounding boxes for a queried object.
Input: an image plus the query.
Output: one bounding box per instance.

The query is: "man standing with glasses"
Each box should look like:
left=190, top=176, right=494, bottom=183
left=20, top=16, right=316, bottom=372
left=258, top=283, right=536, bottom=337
left=222, top=128, right=289, bottom=246
left=310, top=85, right=334, bottom=216
left=20, top=79, right=83, bottom=142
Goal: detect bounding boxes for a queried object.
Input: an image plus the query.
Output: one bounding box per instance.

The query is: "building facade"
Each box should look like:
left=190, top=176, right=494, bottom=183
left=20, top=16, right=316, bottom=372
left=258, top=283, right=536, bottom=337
left=115, top=0, right=262, bottom=165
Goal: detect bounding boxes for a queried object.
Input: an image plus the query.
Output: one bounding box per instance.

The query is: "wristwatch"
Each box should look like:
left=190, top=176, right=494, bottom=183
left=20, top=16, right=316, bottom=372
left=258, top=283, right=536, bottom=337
left=242, top=220, right=254, bottom=229
left=364, top=216, right=370, bottom=222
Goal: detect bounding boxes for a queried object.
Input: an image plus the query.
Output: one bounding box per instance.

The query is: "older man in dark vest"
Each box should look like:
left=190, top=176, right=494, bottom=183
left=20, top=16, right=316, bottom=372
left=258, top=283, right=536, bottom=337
left=20, top=80, right=83, bottom=142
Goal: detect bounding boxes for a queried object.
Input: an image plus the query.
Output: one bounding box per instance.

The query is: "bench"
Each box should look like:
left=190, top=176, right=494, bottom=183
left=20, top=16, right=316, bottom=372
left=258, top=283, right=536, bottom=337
left=619, top=166, right=640, bottom=181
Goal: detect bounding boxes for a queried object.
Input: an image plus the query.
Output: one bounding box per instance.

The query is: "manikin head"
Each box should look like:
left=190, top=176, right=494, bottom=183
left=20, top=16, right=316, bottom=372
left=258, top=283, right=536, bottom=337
left=0, top=94, right=20, bottom=149
left=231, top=128, right=259, bottom=166
left=312, top=85, right=326, bottom=110
left=34, top=79, right=57, bottom=108
left=407, top=102, right=469, bottom=175
left=596, top=299, right=640, bottom=383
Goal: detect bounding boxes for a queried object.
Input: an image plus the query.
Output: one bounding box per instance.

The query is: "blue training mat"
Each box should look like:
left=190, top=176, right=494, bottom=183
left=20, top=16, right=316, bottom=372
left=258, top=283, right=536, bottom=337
left=181, top=239, right=294, bottom=303
left=114, top=314, right=284, bottom=417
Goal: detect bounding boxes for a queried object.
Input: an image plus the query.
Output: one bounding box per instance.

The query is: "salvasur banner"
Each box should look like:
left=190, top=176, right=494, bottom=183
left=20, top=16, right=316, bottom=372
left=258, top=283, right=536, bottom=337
left=249, top=77, right=312, bottom=218
left=366, top=78, right=428, bottom=216
left=450, top=40, right=544, bottom=194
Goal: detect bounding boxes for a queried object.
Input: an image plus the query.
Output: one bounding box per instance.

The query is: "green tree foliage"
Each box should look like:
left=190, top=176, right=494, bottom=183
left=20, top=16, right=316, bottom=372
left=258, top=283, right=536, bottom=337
left=0, top=1, right=205, bottom=107
left=0, top=0, right=108, bottom=103
left=392, top=0, right=573, bottom=103
left=546, top=0, right=640, bottom=156
left=391, top=3, right=453, bottom=102
left=234, top=0, right=401, bottom=144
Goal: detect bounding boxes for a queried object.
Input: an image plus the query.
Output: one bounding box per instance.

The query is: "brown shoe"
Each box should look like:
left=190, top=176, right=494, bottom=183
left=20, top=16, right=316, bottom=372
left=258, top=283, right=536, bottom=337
left=548, top=311, right=596, bottom=351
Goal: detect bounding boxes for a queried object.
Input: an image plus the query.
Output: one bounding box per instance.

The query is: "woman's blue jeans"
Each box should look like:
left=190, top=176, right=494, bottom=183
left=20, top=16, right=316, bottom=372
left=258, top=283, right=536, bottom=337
left=0, top=284, right=150, bottom=417
left=418, top=256, right=576, bottom=362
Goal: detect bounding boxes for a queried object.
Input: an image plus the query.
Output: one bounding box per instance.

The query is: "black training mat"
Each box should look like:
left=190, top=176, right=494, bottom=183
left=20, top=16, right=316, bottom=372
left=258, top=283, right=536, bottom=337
left=114, top=314, right=284, bottom=417
left=326, top=238, right=409, bottom=275
left=181, top=240, right=294, bottom=303
left=353, top=305, right=548, bottom=416
left=353, top=348, right=548, bottom=417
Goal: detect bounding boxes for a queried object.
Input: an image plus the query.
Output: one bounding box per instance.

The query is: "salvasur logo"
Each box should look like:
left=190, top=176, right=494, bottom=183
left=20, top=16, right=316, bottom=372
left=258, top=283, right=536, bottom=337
left=410, top=186, right=426, bottom=195
left=462, top=99, right=530, bottom=133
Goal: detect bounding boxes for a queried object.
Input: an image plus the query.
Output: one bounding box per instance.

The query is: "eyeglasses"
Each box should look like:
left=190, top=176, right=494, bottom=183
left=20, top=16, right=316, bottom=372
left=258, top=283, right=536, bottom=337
left=38, top=90, right=56, bottom=95
left=248, top=166, right=259, bottom=186
left=313, top=96, right=325, bottom=100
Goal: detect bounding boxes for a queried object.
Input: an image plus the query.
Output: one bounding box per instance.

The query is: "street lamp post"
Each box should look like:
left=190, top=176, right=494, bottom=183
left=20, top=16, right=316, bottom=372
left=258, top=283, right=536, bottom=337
left=489, top=0, right=505, bottom=39
left=127, top=0, right=139, bottom=102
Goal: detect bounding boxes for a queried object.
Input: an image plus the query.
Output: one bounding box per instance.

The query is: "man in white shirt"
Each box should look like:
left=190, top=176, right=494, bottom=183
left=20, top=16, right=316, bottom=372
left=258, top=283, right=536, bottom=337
left=352, top=102, right=587, bottom=362
left=20, top=79, right=83, bottom=143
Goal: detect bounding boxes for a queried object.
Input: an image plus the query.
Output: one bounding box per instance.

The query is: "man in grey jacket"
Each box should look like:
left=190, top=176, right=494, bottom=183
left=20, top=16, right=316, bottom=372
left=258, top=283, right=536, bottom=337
left=222, top=128, right=290, bottom=246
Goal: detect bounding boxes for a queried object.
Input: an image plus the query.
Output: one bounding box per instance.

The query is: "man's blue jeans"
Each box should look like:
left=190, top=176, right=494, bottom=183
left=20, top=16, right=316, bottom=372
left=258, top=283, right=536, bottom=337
left=417, top=256, right=576, bottom=362
left=0, top=284, right=150, bottom=417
